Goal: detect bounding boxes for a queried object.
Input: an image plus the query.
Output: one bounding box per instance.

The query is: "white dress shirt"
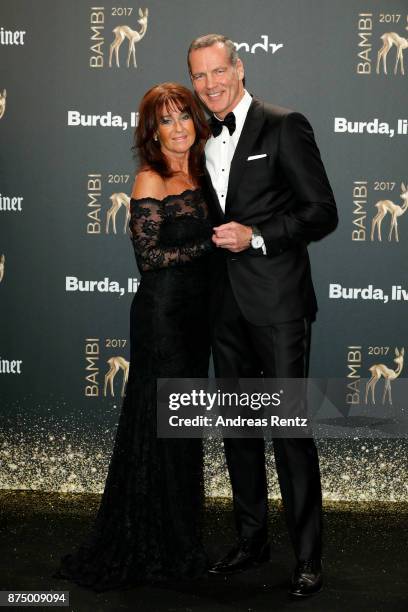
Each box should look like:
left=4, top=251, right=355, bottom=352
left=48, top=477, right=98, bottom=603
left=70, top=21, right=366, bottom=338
left=205, top=89, right=266, bottom=254
left=205, top=89, right=252, bottom=213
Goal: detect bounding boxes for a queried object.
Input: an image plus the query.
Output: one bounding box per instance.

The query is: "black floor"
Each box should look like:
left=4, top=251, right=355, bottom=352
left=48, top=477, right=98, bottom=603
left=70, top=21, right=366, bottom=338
left=1, top=491, right=407, bottom=611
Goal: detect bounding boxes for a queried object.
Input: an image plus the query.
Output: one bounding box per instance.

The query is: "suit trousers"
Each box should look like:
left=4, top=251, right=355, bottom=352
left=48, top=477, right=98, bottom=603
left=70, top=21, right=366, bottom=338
left=211, top=275, right=322, bottom=561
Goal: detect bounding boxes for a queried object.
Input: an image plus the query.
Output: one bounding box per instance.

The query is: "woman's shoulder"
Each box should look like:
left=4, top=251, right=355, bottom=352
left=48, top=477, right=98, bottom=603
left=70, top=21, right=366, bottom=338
left=131, top=168, right=167, bottom=201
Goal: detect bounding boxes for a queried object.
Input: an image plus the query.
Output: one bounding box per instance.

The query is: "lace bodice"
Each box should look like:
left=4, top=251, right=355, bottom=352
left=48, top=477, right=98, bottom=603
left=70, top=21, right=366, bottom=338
left=129, top=188, right=213, bottom=272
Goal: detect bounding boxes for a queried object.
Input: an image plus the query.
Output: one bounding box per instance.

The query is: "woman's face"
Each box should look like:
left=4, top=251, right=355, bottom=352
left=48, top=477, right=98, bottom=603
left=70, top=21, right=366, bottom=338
left=156, top=104, right=196, bottom=157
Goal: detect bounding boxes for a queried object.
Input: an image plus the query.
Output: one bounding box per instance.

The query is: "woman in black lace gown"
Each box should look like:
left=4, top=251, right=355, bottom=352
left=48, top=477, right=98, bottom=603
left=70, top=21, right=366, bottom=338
left=54, top=83, right=213, bottom=591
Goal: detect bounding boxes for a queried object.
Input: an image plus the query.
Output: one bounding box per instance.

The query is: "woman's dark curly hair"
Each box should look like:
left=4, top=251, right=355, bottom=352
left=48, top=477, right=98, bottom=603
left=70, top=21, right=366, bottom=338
left=133, top=82, right=210, bottom=180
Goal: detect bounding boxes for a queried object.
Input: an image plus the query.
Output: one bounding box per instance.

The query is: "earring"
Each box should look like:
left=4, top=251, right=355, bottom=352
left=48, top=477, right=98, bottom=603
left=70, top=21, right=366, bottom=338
left=153, top=134, right=158, bottom=142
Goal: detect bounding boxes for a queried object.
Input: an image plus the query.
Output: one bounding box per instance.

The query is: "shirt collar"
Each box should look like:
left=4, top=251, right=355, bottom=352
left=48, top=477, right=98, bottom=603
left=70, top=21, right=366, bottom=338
left=231, top=89, right=252, bottom=132
left=213, top=89, right=252, bottom=132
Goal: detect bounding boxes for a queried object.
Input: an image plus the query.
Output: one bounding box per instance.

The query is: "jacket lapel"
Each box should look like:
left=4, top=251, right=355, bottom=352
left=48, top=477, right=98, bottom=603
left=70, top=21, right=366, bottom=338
left=226, top=98, right=265, bottom=213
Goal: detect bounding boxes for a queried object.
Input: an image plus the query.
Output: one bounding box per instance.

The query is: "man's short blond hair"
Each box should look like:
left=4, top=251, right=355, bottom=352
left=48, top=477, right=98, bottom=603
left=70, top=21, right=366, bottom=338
left=187, top=34, right=238, bottom=72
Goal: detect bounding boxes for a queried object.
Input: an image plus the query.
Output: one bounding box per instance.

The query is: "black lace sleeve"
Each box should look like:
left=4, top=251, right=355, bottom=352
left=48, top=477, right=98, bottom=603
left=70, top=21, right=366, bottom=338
left=129, top=196, right=213, bottom=271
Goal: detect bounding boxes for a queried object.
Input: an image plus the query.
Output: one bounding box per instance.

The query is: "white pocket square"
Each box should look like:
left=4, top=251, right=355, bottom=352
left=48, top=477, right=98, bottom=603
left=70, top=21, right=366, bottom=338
left=247, top=154, right=267, bottom=161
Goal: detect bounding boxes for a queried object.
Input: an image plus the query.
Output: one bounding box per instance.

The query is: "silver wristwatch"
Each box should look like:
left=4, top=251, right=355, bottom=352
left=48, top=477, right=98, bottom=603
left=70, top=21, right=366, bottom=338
left=251, top=225, right=265, bottom=250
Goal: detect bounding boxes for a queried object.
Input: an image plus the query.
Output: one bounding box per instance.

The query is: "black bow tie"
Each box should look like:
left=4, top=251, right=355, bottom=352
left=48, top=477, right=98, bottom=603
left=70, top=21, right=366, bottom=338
left=209, top=112, right=236, bottom=137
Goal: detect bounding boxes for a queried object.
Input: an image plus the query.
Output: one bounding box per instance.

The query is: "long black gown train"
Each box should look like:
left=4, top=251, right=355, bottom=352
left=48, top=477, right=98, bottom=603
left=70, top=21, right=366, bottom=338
left=55, top=188, right=213, bottom=591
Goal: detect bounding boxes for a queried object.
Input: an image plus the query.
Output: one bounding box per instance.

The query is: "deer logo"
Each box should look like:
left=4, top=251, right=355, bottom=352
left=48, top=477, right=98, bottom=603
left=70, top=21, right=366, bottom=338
left=370, top=182, right=408, bottom=242
left=0, top=90, right=6, bottom=119
left=0, top=254, right=5, bottom=282
left=106, top=193, right=131, bottom=234
left=109, top=7, right=149, bottom=68
left=376, top=26, right=408, bottom=75
left=365, top=347, right=404, bottom=405
left=104, top=356, right=129, bottom=397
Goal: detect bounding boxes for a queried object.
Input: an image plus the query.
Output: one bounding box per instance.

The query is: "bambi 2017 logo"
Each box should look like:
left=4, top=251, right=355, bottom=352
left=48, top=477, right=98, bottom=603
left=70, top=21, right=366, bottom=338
left=346, top=345, right=404, bottom=406
left=89, top=7, right=148, bottom=69
left=86, top=173, right=131, bottom=235
left=357, top=11, right=408, bottom=75
left=0, top=90, right=6, bottom=119
left=84, top=338, right=129, bottom=398
left=351, top=181, right=408, bottom=242
left=0, top=254, right=5, bottom=283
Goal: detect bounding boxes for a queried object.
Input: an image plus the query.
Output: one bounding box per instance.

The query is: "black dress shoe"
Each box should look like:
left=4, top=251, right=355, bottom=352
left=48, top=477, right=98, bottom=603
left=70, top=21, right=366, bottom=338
left=289, top=559, right=323, bottom=597
left=209, top=539, right=270, bottom=575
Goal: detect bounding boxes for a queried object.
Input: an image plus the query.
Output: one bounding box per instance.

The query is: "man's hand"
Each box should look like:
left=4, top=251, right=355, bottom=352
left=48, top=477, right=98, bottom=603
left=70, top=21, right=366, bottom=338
left=212, top=222, right=252, bottom=253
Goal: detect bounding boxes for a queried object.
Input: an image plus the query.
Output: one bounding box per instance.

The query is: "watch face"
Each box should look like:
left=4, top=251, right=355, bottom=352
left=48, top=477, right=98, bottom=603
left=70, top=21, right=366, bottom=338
left=252, top=235, right=264, bottom=249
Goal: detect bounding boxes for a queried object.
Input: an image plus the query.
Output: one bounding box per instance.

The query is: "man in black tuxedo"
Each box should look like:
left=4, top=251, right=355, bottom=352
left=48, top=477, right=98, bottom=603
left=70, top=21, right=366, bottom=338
left=188, top=34, right=338, bottom=597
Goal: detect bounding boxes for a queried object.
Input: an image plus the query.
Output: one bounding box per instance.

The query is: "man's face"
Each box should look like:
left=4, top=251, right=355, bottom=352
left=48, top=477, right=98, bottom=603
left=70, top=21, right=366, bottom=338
left=189, top=43, right=244, bottom=119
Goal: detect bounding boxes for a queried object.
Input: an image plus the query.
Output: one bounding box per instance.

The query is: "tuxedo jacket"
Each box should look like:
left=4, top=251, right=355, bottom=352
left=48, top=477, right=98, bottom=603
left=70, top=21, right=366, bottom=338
left=204, top=97, right=338, bottom=326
